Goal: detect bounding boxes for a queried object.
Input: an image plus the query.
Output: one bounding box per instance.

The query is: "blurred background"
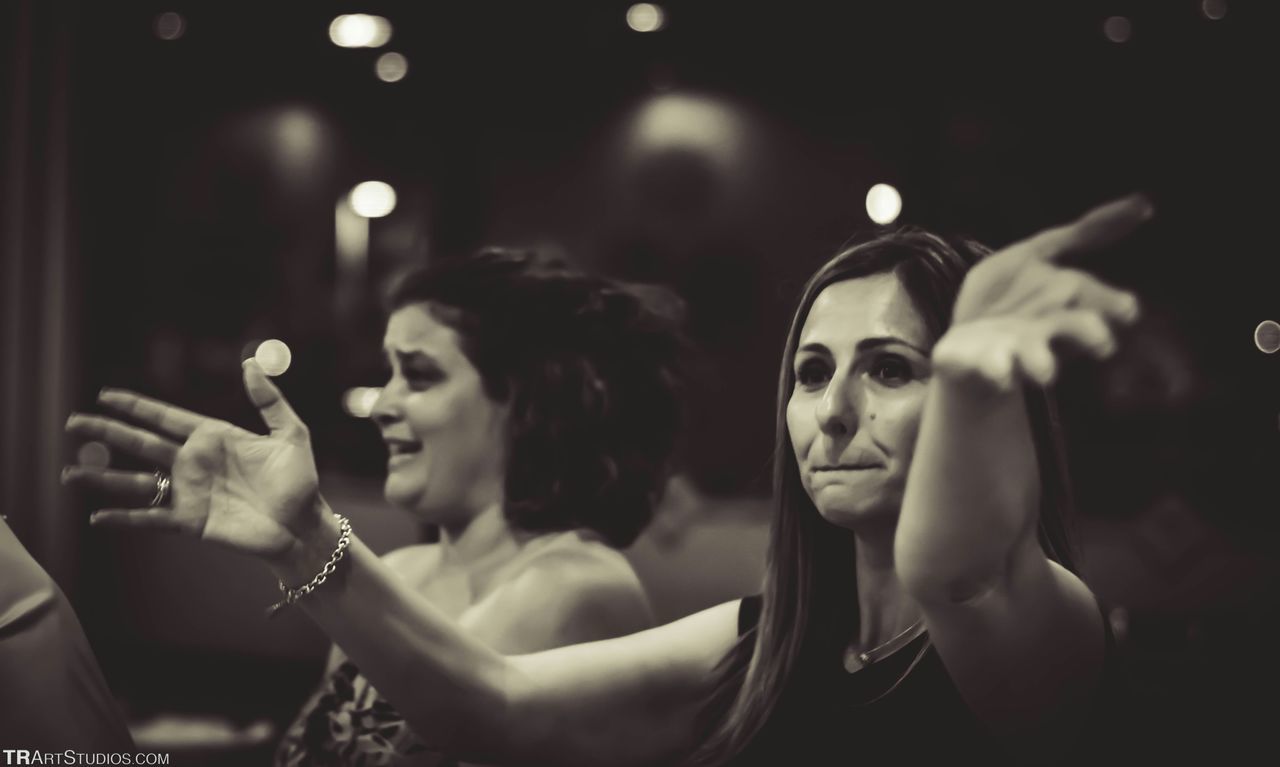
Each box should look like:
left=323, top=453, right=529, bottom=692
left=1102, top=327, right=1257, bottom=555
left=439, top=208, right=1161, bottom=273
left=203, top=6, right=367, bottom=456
left=2, top=0, right=1278, bottom=763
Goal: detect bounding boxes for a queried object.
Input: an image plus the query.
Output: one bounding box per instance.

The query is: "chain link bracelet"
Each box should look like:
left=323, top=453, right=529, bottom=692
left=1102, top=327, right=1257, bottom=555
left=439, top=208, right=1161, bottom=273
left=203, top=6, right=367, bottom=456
left=266, top=513, right=352, bottom=619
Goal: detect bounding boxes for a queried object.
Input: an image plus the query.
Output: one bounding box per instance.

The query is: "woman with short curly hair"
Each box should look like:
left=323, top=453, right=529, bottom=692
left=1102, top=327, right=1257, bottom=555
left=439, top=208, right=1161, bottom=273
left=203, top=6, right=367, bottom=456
left=264, top=248, right=683, bottom=765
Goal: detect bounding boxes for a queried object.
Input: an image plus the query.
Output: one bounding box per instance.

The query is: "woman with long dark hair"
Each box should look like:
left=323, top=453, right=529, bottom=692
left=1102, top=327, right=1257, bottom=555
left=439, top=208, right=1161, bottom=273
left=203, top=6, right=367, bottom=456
left=692, top=226, right=1099, bottom=763
left=64, top=195, right=1150, bottom=765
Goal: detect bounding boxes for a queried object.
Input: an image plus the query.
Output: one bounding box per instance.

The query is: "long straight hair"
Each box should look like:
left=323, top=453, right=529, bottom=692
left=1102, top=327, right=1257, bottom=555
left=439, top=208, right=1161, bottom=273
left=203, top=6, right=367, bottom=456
left=689, top=228, right=1079, bottom=764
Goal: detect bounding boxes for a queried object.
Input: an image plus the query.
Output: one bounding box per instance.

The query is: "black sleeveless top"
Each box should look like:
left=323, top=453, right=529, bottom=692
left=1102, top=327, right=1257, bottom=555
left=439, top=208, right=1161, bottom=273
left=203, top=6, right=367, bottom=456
left=726, top=595, right=1015, bottom=766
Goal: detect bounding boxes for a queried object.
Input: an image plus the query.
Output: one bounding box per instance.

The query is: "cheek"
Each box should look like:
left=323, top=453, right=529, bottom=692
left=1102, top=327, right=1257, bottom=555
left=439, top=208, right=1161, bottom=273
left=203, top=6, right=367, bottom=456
left=870, top=390, right=925, bottom=457
left=447, top=395, right=508, bottom=470
left=785, top=396, right=811, bottom=455
left=402, top=394, right=445, bottom=439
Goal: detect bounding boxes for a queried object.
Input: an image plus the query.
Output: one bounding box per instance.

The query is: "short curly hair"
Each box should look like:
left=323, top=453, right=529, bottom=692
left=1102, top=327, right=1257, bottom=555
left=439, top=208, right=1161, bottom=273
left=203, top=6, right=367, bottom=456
left=385, top=248, right=686, bottom=548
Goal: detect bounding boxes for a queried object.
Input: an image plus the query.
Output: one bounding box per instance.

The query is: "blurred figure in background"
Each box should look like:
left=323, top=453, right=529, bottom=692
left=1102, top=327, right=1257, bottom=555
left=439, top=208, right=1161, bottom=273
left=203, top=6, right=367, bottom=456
left=64, top=196, right=1148, bottom=765
left=0, top=516, right=134, bottom=751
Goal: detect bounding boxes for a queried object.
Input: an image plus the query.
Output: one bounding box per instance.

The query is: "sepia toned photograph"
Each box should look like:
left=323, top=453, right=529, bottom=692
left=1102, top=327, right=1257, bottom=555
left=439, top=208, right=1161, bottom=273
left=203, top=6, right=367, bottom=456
left=2, top=1, right=1277, bottom=764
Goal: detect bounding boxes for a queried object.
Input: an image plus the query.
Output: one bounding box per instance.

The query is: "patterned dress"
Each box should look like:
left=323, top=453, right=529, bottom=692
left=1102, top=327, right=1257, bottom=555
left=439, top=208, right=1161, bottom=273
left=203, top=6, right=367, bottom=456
left=274, top=660, right=446, bottom=767
left=273, top=528, right=637, bottom=766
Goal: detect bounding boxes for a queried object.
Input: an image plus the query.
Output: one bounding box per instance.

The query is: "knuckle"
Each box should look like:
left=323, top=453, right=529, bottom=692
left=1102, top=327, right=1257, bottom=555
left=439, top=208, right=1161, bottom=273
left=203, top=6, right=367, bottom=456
left=1115, top=291, right=1141, bottom=320
left=1082, top=311, right=1109, bottom=335
left=1048, top=279, right=1080, bottom=307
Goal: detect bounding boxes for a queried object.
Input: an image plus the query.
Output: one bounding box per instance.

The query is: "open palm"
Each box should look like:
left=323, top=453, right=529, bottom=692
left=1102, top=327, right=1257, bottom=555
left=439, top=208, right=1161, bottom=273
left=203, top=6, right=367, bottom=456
left=935, top=194, right=1152, bottom=391
left=64, top=360, right=321, bottom=558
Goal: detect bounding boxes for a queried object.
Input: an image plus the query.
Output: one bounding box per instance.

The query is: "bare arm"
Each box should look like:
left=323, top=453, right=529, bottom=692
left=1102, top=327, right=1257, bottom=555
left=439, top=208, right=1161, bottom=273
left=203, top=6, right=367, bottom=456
left=894, top=196, right=1151, bottom=734
left=895, top=379, right=1104, bottom=733
left=277, top=519, right=737, bottom=766
left=0, top=518, right=134, bottom=751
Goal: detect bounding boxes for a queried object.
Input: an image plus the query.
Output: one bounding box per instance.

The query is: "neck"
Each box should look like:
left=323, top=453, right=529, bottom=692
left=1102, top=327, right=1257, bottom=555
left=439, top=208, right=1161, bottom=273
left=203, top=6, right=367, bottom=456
left=852, top=526, right=922, bottom=650
left=437, top=501, right=519, bottom=569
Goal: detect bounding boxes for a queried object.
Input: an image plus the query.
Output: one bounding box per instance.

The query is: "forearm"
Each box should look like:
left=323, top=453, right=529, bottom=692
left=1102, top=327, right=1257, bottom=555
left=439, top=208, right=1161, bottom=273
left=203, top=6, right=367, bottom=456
left=895, top=376, right=1041, bottom=602
left=268, top=500, right=518, bottom=760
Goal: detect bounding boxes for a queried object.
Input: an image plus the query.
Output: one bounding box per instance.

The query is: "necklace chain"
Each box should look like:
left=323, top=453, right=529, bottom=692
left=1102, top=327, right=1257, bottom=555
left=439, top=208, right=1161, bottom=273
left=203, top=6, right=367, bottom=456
left=843, top=619, right=926, bottom=673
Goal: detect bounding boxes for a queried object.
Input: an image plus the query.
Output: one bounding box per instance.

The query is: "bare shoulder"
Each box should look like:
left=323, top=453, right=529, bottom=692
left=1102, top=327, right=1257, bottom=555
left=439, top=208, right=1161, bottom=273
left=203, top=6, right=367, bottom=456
left=516, top=535, right=651, bottom=616
left=475, top=536, right=655, bottom=651
left=380, top=543, right=441, bottom=584
left=524, top=535, right=645, bottom=588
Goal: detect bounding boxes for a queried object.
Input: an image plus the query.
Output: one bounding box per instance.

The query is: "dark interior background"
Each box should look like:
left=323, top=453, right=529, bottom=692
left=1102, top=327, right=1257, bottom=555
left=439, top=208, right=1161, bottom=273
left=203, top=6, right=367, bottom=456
left=3, top=0, right=1278, bottom=763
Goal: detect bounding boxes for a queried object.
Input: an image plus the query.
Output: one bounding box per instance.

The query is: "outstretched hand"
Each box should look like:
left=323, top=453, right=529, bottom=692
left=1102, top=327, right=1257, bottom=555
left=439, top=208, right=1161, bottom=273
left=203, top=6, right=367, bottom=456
left=63, top=360, right=321, bottom=560
left=934, top=194, right=1153, bottom=391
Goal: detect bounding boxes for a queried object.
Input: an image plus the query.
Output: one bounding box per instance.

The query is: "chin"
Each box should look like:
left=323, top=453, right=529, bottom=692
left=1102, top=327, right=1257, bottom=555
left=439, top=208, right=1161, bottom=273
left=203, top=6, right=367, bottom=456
left=811, top=491, right=900, bottom=531
left=384, top=477, right=427, bottom=513
left=816, top=505, right=887, bottom=530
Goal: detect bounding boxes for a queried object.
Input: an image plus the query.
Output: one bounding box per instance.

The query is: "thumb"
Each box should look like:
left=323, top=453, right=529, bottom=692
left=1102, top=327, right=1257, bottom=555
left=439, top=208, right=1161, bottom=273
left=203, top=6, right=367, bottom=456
left=242, top=359, right=308, bottom=441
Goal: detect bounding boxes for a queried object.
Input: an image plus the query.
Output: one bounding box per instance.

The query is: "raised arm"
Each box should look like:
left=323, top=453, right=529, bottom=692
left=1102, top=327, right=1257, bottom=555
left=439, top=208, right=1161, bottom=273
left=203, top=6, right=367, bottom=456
left=893, top=195, right=1152, bottom=734
left=64, top=363, right=738, bottom=766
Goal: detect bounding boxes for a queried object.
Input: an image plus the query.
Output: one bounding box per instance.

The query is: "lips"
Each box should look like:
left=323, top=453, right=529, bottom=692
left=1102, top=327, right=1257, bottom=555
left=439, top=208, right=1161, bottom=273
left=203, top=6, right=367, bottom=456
left=383, top=438, right=423, bottom=456
left=812, top=453, right=884, bottom=471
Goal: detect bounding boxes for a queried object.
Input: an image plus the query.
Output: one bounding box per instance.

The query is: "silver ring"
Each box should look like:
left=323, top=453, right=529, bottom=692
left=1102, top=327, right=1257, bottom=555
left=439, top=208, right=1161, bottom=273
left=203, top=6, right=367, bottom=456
left=150, top=471, right=172, bottom=507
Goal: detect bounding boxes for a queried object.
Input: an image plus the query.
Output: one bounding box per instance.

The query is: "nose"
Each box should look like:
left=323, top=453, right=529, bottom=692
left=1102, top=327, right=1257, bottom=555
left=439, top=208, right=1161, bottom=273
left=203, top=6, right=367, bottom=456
left=815, top=371, right=860, bottom=438
left=370, top=380, right=402, bottom=428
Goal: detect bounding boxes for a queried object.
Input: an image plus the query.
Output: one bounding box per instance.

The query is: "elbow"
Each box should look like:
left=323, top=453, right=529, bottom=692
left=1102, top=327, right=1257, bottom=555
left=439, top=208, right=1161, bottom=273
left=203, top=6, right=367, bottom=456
left=895, top=533, right=1006, bottom=606
left=899, top=561, right=1003, bottom=606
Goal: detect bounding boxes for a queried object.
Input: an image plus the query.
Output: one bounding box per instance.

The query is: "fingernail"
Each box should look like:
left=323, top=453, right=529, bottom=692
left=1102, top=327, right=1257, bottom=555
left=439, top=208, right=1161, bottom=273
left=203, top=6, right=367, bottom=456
left=66, top=413, right=81, bottom=428
left=60, top=466, right=73, bottom=483
left=1128, top=193, right=1155, bottom=220
left=1123, top=294, right=1142, bottom=322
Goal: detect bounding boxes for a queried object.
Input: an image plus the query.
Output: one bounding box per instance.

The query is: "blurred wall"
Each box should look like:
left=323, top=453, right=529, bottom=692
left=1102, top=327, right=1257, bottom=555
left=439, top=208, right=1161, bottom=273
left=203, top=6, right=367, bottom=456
left=1, top=0, right=80, bottom=589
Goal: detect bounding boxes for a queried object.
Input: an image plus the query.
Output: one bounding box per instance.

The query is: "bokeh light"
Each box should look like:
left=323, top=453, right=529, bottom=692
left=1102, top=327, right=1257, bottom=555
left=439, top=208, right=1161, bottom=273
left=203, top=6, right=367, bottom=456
left=865, top=183, right=903, bottom=225
left=1202, top=0, right=1228, bottom=21
left=76, top=441, right=112, bottom=470
left=154, top=12, right=185, bottom=41
left=272, top=108, right=327, bottom=178
left=348, top=181, right=397, bottom=218
left=627, top=4, right=666, bottom=33
left=329, top=14, right=393, bottom=48
left=342, top=387, right=383, bottom=418
left=629, top=94, right=747, bottom=170
left=255, top=339, right=293, bottom=376
left=1255, top=320, right=1280, bottom=354
left=376, top=52, right=409, bottom=83
left=1103, top=16, right=1132, bottom=43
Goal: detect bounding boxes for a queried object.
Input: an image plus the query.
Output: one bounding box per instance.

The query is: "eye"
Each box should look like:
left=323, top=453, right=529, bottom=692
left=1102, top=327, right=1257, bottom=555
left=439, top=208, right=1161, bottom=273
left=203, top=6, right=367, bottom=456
left=795, top=357, right=831, bottom=389
left=869, top=354, right=915, bottom=387
left=403, top=365, right=444, bottom=391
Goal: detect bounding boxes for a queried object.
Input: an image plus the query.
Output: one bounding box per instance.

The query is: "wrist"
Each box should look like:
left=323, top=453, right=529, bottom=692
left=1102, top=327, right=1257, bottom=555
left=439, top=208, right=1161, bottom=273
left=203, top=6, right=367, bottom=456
left=268, top=496, right=341, bottom=583
left=931, top=327, right=1028, bottom=398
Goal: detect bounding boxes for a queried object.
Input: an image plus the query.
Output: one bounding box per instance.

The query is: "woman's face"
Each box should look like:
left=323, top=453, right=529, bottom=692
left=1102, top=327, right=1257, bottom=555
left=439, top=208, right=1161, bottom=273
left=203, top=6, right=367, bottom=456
left=786, top=273, right=933, bottom=530
left=372, top=303, right=510, bottom=526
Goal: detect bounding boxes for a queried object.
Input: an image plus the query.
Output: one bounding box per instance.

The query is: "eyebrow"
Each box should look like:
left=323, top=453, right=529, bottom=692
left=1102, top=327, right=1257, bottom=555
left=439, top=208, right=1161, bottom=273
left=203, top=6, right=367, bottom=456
left=382, top=347, right=442, bottom=366
left=796, top=336, right=928, bottom=357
